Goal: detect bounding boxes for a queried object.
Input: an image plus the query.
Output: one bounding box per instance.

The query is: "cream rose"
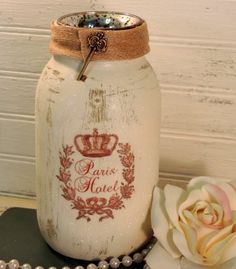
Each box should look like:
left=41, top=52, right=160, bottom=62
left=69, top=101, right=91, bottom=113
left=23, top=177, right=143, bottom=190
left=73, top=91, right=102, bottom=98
left=146, top=177, right=236, bottom=269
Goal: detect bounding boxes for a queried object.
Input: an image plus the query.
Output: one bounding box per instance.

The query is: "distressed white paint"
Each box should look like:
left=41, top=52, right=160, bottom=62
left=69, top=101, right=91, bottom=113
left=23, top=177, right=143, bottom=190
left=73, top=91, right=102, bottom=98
left=35, top=55, right=160, bottom=259
left=0, top=1, right=236, bottom=196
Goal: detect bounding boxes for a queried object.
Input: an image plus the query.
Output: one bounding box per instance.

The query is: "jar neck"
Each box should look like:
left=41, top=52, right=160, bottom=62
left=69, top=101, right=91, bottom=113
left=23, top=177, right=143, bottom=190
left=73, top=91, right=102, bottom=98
left=50, top=55, right=151, bottom=83
left=53, top=54, right=148, bottom=70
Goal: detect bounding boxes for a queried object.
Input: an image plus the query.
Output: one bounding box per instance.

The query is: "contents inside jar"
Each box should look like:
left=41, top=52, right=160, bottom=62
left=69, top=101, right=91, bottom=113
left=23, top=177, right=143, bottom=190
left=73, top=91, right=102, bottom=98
left=58, top=11, right=143, bottom=30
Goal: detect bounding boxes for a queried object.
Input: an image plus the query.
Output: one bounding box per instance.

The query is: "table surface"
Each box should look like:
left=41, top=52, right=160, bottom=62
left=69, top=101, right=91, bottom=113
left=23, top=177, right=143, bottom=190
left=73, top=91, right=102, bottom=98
left=0, top=196, right=146, bottom=269
left=0, top=195, right=36, bottom=215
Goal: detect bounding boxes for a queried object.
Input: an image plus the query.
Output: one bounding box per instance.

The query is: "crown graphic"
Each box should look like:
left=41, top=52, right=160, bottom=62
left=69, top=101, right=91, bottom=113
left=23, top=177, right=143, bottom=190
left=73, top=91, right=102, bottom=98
left=74, top=128, right=119, bottom=157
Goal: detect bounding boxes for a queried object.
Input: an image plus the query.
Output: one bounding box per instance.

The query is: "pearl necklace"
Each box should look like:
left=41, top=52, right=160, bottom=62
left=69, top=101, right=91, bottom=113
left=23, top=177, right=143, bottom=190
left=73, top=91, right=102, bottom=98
left=0, top=238, right=156, bottom=269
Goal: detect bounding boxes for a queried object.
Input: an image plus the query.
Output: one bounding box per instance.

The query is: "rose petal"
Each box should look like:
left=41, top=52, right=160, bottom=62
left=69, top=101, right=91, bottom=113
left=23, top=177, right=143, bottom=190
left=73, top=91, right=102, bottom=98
left=210, top=203, right=224, bottom=226
left=178, top=189, right=208, bottom=224
left=181, top=256, right=236, bottom=269
left=204, top=184, right=232, bottom=225
left=188, top=177, right=229, bottom=190
left=145, top=242, right=181, bottom=269
left=197, top=226, right=217, bottom=241
left=198, top=225, right=233, bottom=263
left=164, top=184, right=184, bottom=231
left=151, top=187, right=181, bottom=258
left=180, top=222, right=198, bottom=255
left=188, top=177, right=235, bottom=221
left=197, top=230, right=218, bottom=255
left=232, top=211, right=236, bottom=221
left=220, top=231, right=236, bottom=263
left=207, top=230, right=236, bottom=264
left=229, top=181, right=236, bottom=192
left=183, top=210, right=200, bottom=228
left=216, top=182, right=236, bottom=211
left=173, top=226, right=203, bottom=264
left=219, top=258, right=236, bottom=269
left=181, top=257, right=213, bottom=269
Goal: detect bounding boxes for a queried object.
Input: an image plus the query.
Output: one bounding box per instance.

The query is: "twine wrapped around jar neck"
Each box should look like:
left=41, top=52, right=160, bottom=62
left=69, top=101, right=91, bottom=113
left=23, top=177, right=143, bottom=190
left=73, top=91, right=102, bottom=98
left=49, top=11, right=150, bottom=61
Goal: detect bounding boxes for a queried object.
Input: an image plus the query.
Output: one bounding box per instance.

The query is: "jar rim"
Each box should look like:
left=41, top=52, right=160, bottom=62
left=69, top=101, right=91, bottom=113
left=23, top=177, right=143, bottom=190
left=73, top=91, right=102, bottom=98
left=57, top=11, right=144, bottom=30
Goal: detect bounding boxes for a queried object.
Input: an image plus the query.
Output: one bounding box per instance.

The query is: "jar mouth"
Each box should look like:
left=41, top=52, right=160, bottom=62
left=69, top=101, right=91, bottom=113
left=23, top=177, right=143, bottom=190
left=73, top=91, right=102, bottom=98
left=57, top=11, right=143, bottom=30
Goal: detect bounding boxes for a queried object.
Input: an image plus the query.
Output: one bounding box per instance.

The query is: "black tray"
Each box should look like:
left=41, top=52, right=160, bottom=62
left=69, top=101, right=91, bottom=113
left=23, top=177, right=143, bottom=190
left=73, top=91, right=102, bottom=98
left=0, top=208, right=146, bottom=268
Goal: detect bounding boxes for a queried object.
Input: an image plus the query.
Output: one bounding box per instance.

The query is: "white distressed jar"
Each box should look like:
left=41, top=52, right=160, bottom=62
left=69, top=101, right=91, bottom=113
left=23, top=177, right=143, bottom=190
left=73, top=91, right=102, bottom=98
left=35, top=11, right=161, bottom=260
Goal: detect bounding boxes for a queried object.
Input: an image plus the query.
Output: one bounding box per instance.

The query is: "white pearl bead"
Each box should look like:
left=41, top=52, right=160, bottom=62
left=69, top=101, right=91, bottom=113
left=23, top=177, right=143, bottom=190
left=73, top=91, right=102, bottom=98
left=35, top=266, right=44, bottom=269
left=110, top=258, right=120, bottom=269
left=22, top=264, right=32, bottom=269
left=86, top=264, right=97, bottom=269
left=122, top=256, right=132, bottom=267
left=133, top=253, right=143, bottom=263
left=141, top=248, right=149, bottom=257
left=62, top=267, right=70, bottom=269
left=147, top=243, right=154, bottom=250
left=98, top=261, right=109, bottom=269
left=8, top=259, right=20, bottom=269
left=0, top=260, right=6, bottom=269
left=75, top=266, right=84, bottom=269
left=48, top=267, right=57, bottom=269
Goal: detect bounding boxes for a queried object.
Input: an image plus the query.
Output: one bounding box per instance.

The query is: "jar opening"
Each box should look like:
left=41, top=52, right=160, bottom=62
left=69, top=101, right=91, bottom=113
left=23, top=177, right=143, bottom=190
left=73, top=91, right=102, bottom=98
left=57, top=11, right=143, bottom=30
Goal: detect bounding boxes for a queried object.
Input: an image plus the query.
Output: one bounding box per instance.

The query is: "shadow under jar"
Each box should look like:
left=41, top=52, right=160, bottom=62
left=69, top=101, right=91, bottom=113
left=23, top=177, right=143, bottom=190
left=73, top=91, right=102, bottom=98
left=35, top=11, right=161, bottom=260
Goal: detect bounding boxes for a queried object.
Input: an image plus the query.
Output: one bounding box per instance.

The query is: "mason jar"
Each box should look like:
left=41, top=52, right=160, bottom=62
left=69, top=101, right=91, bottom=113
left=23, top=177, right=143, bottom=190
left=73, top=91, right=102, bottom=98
left=35, top=11, right=161, bottom=260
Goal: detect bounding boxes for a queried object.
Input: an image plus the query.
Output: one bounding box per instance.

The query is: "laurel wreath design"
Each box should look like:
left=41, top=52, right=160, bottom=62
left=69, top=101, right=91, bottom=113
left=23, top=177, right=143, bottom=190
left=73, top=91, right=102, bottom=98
left=56, top=143, right=135, bottom=222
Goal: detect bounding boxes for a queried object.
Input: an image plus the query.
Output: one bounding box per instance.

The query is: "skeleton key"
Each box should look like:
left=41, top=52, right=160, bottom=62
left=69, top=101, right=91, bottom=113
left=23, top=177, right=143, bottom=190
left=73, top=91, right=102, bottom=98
left=77, top=32, right=108, bottom=81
